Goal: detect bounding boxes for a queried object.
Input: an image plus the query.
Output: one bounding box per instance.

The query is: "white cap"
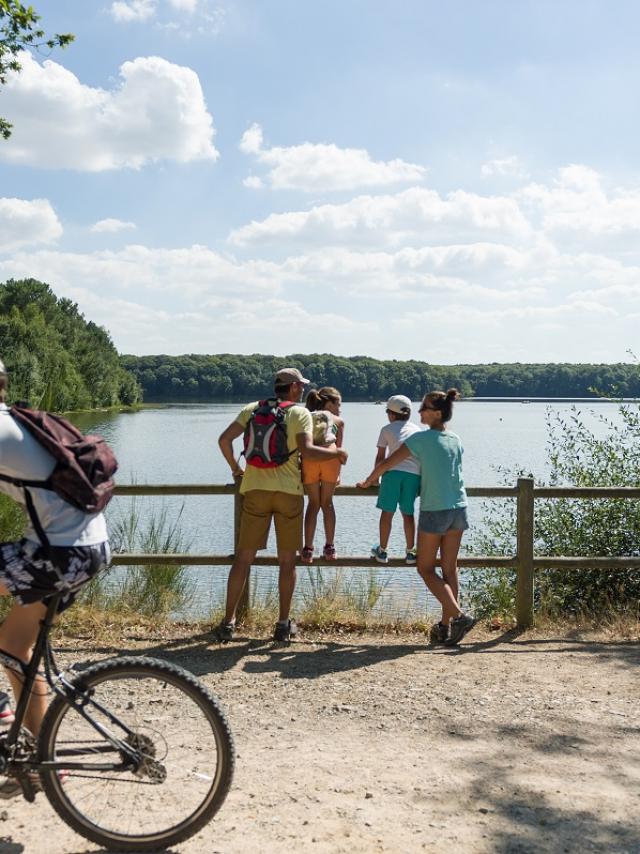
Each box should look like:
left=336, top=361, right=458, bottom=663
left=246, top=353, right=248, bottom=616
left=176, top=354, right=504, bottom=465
left=386, top=395, right=412, bottom=415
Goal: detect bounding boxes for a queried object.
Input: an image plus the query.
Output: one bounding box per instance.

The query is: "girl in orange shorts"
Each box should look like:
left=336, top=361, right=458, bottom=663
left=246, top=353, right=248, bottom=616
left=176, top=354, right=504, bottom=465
left=301, top=387, right=344, bottom=562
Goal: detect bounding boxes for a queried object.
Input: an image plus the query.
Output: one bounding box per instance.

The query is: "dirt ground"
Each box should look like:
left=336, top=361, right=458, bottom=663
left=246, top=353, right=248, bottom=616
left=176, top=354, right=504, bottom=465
left=2, top=625, right=639, bottom=854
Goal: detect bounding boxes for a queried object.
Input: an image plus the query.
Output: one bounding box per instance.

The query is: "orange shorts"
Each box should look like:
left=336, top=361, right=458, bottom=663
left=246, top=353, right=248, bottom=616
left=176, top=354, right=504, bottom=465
left=302, top=450, right=342, bottom=485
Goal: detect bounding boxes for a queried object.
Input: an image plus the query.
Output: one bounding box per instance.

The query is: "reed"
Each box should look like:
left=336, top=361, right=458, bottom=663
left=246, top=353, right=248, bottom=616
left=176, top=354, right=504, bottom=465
left=79, top=499, right=195, bottom=618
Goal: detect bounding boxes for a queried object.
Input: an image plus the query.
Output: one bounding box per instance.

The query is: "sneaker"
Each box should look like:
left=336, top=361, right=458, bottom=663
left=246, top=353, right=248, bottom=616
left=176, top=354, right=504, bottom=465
left=0, top=778, right=24, bottom=800
left=405, top=548, right=417, bottom=565
left=371, top=545, right=388, bottom=564
left=301, top=546, right=314, bottom=564
left=273, top=619, right=298, bottom=644
left=213, top=620, right=236, bottom=644
left=429, top=622, right=449, bottom=645
left=0, top=693, right=14, bottom=726
left=0, top=773, right=40, bottom=800
left=445, top=614, right=477, bottom=646
left=323, top=543, right=336, bottom=560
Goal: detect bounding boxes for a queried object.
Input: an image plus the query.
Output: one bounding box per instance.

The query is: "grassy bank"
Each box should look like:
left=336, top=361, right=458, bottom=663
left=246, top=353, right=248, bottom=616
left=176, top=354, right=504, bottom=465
left=53, top=604, right=639, bottom=647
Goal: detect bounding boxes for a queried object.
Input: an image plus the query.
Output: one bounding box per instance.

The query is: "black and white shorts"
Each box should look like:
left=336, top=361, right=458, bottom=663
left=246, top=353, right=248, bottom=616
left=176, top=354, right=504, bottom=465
left=0, top=539, right=111, bottom=613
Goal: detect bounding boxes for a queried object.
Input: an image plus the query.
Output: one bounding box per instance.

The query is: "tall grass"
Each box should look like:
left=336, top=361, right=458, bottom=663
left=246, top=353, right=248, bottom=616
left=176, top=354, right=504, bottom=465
left=80, top=499, right=195, bottom=618
left=297, top=566, right=390, bottom=628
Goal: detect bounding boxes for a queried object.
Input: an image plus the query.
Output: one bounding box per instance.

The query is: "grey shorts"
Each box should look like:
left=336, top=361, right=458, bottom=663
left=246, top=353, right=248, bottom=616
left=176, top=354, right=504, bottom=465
left=419, top=508, right=469, bottom=535
left=0, top=539, right=111, bottom=613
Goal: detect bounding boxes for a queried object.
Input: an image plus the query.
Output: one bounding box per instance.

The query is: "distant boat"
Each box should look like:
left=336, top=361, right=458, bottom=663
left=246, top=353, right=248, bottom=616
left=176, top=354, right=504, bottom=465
left=375, top=400, right=383, bottom=404
left=521, top=400, right=531, bottom=404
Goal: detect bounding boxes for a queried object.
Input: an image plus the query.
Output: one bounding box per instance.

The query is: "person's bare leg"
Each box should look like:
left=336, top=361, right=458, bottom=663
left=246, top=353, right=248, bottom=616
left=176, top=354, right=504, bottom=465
left=223, top=549, right=257, bottom=623
left=304, top=484, right=321, bottom=551
left=0, top=593, right=49, bottom=736
left=401, top=512, right=416, bottom=550
left=416, top=532, right=462, bottom=624
left=440, top=529, right=463, bottom=605
left=277, top=550, right=297, bottom=622
left=319, top=481, right=337, bottom=546
left=379, top=511, right=393, bottom=550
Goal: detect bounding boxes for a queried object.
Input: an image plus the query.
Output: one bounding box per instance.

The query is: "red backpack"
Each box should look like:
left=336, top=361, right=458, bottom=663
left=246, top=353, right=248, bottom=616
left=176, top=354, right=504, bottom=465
left=242, top=399, right=295, bottom=468
left=2, top=405, right=118, bottom=514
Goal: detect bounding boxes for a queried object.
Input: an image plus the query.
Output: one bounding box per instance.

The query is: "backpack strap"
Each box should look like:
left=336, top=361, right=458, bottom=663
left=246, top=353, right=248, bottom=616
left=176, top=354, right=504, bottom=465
left=0, top=474, right=52, bottom=552
left=23, top=488, right=51, bottom=552
left=0, top=472, right=52, bottom=490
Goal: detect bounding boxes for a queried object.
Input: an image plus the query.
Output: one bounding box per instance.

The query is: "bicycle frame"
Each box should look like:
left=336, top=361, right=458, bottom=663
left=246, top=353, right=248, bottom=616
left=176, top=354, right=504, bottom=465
left=1, top=593, right=145, bottom=776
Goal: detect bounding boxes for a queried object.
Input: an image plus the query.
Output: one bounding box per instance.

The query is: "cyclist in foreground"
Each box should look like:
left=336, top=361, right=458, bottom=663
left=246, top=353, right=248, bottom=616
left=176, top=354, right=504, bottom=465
left=0, top=358, right=110, bottom=782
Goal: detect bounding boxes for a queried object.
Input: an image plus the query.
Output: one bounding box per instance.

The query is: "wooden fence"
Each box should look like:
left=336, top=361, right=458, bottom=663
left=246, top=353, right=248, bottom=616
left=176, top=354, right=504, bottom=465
left=111, top=478, right=640, bottom=629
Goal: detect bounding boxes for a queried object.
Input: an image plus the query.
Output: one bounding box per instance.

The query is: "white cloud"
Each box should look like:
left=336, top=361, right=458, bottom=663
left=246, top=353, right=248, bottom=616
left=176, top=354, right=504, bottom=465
left=168, top=0, right=199, bottom=10
left=111, top=0, right=224, bottom=35
left=239, top=123, right=427, bottom=192
left=0, top=245, right=286, bottom=302
left=239, top=123, right=263, bottom=155
left=0, top=198, right=62, bottom=251
left=481, top=155, right=528, bottom=179
left=90, top=218, right=137, bottom=234
left=0, top=52, right=218, bottom=171
left=2, top=159, right=637, bottom=361
left=243, top=175, right=264, bottom=190
left=229, top=186, right=532, bottom=248
left=110, top=1, right=156, bottom=23
left=522, top=165, right=640, bottom=241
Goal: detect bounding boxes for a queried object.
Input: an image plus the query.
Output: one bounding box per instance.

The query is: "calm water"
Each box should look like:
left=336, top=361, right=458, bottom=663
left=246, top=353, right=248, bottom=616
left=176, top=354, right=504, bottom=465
left=74, top=401, right=626, bottom=618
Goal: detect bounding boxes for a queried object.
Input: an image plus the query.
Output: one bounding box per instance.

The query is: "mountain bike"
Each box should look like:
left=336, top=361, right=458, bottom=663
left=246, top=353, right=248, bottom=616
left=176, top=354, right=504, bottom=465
left=0, top=591, right=234, bottom=852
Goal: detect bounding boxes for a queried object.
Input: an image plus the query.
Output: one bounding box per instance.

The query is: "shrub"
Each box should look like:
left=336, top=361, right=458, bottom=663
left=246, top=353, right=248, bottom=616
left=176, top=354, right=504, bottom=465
left=467, top=403, right=640, bottom=619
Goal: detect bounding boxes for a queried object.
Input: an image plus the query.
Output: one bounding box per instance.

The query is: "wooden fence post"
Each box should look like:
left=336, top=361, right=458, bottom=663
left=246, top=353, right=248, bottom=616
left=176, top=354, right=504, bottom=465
left=234, top=481, right=250, bottom=621
left=516, top=477, right=535, bottom=628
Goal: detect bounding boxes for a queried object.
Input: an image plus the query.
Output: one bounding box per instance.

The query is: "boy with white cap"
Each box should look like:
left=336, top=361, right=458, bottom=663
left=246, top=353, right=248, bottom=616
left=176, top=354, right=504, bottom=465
left=370, top=395, right=421, bottom=564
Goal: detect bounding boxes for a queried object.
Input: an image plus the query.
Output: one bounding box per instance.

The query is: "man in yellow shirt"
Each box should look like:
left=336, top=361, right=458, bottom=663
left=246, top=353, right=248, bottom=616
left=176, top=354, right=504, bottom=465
left=217, top=368, right=348, bottom=643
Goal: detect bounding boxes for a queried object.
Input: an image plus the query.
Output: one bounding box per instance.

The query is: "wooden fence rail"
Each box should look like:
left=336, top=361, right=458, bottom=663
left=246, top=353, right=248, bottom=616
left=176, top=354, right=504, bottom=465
left=111, top=479, right=640, bottom=629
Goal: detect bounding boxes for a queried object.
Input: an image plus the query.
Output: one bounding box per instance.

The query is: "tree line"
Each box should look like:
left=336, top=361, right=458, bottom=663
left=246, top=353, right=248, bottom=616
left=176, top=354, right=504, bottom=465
left=121, top=353, right=640, bottom=401
left=0, top=278, right=141, bottom=410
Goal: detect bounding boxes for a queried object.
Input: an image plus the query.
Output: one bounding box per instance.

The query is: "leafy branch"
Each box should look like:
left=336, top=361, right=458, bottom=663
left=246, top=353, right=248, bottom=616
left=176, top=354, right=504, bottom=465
left=0, top=0, right=74, bottom=139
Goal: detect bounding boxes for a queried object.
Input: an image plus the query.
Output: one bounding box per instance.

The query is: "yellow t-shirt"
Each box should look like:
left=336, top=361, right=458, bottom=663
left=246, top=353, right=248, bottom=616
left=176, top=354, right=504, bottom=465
left=236, top=401, right=313, bottom=495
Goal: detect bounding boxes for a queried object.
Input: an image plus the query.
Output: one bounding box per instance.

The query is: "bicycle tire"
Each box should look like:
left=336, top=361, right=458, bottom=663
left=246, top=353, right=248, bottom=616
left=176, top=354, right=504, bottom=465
left=38, top=656, right=234, bottom=852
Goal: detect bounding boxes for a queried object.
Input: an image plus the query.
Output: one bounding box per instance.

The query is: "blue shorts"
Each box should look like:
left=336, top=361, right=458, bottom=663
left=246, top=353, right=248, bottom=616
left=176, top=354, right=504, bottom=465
left=418, top=508, right=469, bottom=535
left=377, top=470, right=421, bottom=515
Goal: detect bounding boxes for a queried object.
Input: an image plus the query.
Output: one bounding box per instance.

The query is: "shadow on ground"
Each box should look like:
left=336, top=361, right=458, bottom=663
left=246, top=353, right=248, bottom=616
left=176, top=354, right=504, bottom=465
left=59, top=626, right=640, bottom=682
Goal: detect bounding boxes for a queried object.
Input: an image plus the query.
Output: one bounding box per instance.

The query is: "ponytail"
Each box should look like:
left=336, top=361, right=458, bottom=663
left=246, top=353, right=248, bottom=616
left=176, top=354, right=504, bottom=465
left=423, top=388, right=460, bottom=423
left=306, top=389, right=323, bottom=412
left=306, top=386, right=341, bottom=412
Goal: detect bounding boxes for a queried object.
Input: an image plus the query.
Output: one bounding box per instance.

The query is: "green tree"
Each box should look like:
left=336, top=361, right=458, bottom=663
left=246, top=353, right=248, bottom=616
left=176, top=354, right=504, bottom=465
left=1, top=0, right=74, bottom=139
left=0, top=278, right=142, bottom=409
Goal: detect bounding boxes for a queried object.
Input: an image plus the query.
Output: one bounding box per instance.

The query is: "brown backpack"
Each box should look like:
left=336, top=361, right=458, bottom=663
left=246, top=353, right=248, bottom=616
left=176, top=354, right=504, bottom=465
left=0, top=406, right=118, bottom=547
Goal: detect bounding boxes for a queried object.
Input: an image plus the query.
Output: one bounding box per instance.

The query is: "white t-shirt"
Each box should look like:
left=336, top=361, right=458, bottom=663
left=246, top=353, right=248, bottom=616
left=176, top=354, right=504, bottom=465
left=0, top=404, right=108, bottom=547
left=376, top=420, right=422, bottom=475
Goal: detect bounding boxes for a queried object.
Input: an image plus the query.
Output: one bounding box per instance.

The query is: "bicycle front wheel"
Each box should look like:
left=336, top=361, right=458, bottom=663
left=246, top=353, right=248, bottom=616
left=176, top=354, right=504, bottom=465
left=38, top=656, right=234, bottom=852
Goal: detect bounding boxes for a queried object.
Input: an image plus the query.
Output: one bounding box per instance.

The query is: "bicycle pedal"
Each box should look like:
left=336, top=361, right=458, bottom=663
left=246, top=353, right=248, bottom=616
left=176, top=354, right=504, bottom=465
left=21, top=775, right=38, bottom=803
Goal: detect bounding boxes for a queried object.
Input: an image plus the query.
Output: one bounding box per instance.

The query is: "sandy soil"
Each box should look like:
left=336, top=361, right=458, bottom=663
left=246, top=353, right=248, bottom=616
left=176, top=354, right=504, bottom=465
left=1, top=625, right=639, bottom=854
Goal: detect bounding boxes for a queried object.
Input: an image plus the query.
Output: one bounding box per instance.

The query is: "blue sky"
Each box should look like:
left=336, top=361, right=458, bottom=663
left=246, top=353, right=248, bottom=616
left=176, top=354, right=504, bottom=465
left=1, top=0, right=639, bottom=362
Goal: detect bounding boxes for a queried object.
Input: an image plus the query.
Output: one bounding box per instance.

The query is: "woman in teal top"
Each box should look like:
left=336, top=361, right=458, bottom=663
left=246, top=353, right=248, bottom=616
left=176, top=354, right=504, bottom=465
left=358, top=389, right=475, bottom=647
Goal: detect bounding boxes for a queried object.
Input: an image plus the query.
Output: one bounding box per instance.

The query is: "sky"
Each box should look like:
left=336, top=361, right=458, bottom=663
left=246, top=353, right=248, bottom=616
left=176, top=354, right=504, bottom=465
left=0, top=0, right=639, bottom=363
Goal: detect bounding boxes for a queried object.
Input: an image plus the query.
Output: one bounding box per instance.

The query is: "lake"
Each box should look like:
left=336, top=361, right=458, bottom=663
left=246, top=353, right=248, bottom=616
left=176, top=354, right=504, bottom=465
left=73, top=400, right=628, bottom=619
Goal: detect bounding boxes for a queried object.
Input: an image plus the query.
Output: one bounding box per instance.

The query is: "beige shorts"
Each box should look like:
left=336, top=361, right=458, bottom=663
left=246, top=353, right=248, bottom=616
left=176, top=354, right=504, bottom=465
left=238, top=490, right=304, bottom=552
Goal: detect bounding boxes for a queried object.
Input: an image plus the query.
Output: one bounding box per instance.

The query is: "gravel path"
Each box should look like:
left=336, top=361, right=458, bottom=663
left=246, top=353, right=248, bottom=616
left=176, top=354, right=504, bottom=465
left=2, top=626, right=639, bottom=853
